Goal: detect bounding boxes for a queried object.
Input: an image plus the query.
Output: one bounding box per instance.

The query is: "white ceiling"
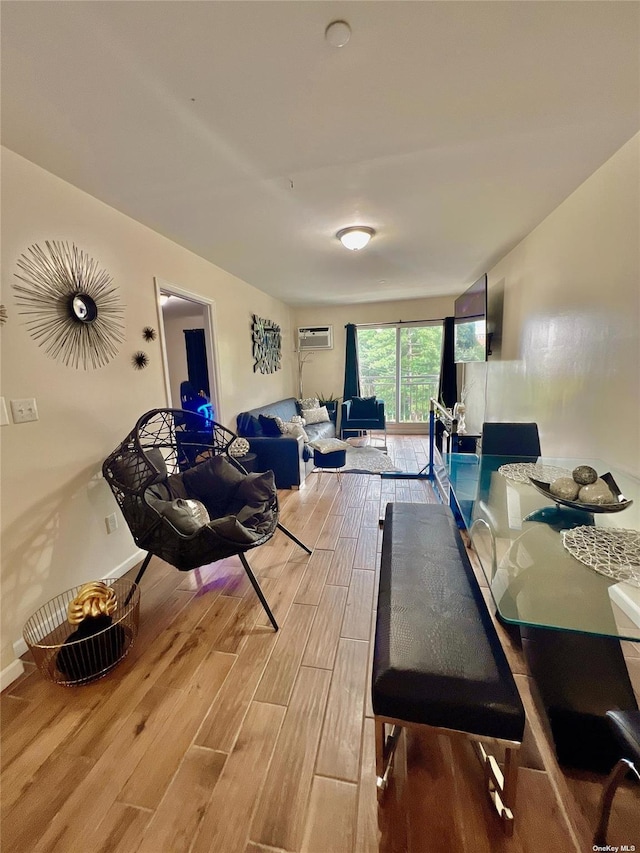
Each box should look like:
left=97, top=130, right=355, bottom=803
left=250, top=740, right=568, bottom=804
left=2, top=1, right=639, bottom=306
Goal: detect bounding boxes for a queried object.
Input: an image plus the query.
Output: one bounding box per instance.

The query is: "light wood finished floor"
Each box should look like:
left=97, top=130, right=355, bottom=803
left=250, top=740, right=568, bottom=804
left=2, top=435, right=639, bottom=852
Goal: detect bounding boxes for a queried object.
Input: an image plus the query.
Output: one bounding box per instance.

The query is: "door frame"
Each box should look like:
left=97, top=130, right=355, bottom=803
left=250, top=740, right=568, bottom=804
left=154, top=277, right=223, bottom=425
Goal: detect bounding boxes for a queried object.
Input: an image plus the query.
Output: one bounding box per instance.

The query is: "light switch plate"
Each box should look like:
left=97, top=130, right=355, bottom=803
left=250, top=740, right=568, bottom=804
left=10, top=398, right=39, bottom=423
left=0, top=397, right=8, bottom=426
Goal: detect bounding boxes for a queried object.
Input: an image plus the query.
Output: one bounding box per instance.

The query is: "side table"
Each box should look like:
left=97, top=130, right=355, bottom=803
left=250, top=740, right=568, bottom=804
left=235, top=452, right=257, bottom=473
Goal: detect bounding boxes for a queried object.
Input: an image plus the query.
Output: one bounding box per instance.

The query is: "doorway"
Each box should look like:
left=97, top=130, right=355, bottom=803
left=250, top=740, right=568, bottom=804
left=155, top=278, right=222, bottom=423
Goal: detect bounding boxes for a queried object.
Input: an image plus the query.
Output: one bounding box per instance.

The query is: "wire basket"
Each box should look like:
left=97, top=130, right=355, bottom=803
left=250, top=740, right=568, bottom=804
left=23, top=578, right=140, bottom=686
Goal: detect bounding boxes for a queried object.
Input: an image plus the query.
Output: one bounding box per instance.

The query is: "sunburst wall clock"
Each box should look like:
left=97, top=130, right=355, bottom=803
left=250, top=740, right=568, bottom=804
left=12, top=241, right=125, bottom=369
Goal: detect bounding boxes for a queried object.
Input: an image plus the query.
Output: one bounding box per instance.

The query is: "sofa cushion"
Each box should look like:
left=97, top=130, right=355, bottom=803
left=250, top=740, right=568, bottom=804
left=258, top=414, right=283, bottom=436
left=298, top=397, right=319, bottom=412
left=237, top=412, right=263, bottom=437
left=182, top=455, right=245, bottom=517
left=303, top=406, right=330, bottom=425
left=350, top=396, right=378, bottom=418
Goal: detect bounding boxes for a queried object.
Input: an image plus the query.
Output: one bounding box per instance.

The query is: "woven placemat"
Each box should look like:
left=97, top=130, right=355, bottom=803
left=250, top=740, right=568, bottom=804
left=498, top=462, right=571, bottom=485
left=562, top=526, right=640, bottom=587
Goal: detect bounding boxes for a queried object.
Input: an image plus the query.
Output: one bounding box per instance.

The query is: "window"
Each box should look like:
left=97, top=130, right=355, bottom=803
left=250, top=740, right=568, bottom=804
left=357, top=323, right=443, bottom=423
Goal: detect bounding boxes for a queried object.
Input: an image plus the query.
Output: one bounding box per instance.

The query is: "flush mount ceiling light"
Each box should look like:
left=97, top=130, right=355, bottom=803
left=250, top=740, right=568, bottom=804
left=336, top=226, right=375, bottom=251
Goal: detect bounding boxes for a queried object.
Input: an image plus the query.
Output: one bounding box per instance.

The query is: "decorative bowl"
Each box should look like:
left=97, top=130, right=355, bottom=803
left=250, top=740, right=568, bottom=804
left=528, top=472, right=633, bottom=514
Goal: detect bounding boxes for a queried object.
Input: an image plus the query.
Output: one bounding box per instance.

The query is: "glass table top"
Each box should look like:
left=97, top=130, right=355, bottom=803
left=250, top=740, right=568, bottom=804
left=439, top=454, right=640, bottom=641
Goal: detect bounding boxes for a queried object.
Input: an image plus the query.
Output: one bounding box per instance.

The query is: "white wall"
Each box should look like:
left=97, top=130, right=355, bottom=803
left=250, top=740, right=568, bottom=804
left=0, top=148, right=295, bottom=680
left=465, top=133, right=639, bottom=476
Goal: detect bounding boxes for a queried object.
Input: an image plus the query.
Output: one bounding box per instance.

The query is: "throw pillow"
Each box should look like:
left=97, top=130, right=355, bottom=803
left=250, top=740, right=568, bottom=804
left=258, top=414, right=283, bottom=436
left=183, top=454, right=245, bottom=517
left=283, top=422, right=309, bottom=442
left=303, top=405, right=330, bottom=425
left=236, top=412, right=263, bottom=437
left=350, top=396, right=378, bottom=419
left=236, top=470, right=276, bottom=505
left=290, top=414, right=306, bottom=426
left=159, top=498, right=210, bottom=535
left=298, top=397, right=319, bottom=411
left=308, top=438, right=350, bottom=453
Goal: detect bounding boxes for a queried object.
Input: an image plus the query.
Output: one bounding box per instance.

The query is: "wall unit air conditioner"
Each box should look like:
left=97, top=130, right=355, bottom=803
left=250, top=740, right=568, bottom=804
left=297, top=326, right=333, bottom=351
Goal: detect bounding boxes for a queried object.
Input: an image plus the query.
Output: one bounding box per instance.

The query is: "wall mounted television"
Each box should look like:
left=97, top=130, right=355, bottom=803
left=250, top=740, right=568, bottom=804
left=454, top=274, right=488, bottom=363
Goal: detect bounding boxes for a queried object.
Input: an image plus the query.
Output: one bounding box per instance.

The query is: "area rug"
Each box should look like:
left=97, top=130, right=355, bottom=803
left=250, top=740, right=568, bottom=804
left=342, top=446, right=401, bottom=474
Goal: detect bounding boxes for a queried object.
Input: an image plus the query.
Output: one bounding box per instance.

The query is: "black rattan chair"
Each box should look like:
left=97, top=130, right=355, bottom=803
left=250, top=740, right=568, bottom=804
left=102, top=409, right=311, bottom=630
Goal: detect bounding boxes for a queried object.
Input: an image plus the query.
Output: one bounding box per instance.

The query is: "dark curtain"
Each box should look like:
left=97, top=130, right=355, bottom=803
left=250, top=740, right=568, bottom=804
left=435, top=317, right=458, bottom=452
left=438, top=316, right=457, bottom=409
left=343, top=323, right=361, bottom=401
left=184, top=328, right=210, bottom=398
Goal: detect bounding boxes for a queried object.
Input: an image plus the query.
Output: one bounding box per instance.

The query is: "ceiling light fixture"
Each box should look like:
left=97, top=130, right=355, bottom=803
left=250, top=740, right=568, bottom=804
left=336, top=226, right=375, bottom=251
left=160, top=294, right=170, bottom=306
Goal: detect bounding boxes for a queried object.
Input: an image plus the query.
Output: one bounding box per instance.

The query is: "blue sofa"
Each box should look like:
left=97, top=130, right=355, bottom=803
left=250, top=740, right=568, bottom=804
left=236, top=397, right=336, bottom=488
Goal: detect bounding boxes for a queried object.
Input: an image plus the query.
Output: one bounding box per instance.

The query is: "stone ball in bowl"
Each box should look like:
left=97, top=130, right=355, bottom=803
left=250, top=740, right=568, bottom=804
left=578, top=479, right=616, bottom=505
left=572, top=465, right=598, bottom=485
left=549, top=477, right=580, bottom=501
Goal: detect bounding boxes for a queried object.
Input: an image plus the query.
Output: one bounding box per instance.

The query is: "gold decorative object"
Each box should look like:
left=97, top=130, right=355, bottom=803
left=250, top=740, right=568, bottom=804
left=67, top=581, right=118, bottom=625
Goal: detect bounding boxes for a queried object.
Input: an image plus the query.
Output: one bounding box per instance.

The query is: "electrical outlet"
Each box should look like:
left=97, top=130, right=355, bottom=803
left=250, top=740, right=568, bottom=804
left=10, top=397, right=39, bottom=424
left=105, top=513, right=118, bottom=534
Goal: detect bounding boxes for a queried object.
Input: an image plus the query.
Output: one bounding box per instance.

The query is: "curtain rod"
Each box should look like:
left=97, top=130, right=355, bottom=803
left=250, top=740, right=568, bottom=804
left=350, top=318, right=447, bottom=329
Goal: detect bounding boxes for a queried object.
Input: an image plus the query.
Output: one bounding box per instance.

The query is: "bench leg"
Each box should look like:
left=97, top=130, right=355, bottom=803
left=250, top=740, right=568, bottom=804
left=375, top=719, right=402, bottom=799
left=474, top=742, right=519, bottom=835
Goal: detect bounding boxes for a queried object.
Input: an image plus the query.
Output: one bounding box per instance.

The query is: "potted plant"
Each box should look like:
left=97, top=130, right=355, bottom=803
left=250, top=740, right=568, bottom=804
left=316, top=392, right=340, bottom=423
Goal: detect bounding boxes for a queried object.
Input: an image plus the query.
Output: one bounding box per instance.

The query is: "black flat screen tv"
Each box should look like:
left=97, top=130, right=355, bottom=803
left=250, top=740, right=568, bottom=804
left=454, top=274, right=488, bottom=363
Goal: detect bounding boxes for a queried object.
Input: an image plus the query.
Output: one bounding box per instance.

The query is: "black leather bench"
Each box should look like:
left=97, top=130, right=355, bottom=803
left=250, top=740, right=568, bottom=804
left=372, top=502, right=526, bottom=832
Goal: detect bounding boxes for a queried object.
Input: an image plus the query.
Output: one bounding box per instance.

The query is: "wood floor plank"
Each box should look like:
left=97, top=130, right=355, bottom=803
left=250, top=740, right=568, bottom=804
left=33, top=683, right=183, bottom=853
left=316, top=638, right=369, bottom=782
left=62, top=629, right=195, bottom=760
left=300, top=776, right=358, bottom=853
left=341, top=569, right=375, bottom=641
left=301, top=585, right=348, bottom=670
left=355, top=717, right=380, bottom=853
left=195, top=629, right=278, bottom=753
left=213, top=579, right=277, bottom=655
left=89, top=803, right=151, bottom=853
left=137, top=746, right=227, bottom=853
left=316, top=512, right=346, bottom=550
left=353, top=527, right=378, bottom=570
left=340, top=505, right=365, bottom=538
left=190, top=702, right=286, bottom=853
left=254, top=604, right=316, bottom=705
left=254, top=552, right=309, bottom=628
left=118, top=650, right=236, bottom=809
left=326, top=537, right=357, bottom=586
left=0, top=693, right=29, bottom=728
left=1, top=750, right=95, bottom=851
left=293, top=549, right=334, bottom=606
left=250, top=666, right=331, bottom=851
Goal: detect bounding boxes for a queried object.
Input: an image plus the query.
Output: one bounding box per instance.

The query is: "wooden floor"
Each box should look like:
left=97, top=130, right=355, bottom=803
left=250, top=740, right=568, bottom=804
left=2, top=435, right=639, bottom=852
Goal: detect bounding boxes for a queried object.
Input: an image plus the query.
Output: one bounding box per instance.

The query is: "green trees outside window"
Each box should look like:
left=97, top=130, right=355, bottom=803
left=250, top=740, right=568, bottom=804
left=357, top=323, right=443, bottom=423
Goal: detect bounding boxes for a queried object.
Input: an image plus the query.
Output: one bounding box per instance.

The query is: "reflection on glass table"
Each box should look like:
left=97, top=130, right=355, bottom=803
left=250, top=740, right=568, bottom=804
left=441, top=454, right=640, bottom=642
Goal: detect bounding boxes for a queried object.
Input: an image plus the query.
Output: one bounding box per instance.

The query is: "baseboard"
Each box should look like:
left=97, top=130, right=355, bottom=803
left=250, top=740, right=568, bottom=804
left=1, top=658, right=25, bottom=692
left=8, top=548, right=146, bottom=684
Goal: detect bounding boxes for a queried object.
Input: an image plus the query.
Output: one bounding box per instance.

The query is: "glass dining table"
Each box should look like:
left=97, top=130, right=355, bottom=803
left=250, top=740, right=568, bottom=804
left=440, top=453, right=640, bottom=641
left=437, top=453, right=640, bottom=771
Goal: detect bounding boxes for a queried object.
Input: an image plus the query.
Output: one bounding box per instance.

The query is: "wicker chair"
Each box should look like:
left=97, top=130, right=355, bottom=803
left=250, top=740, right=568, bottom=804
left=102, top=409, right=311, bottom=630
